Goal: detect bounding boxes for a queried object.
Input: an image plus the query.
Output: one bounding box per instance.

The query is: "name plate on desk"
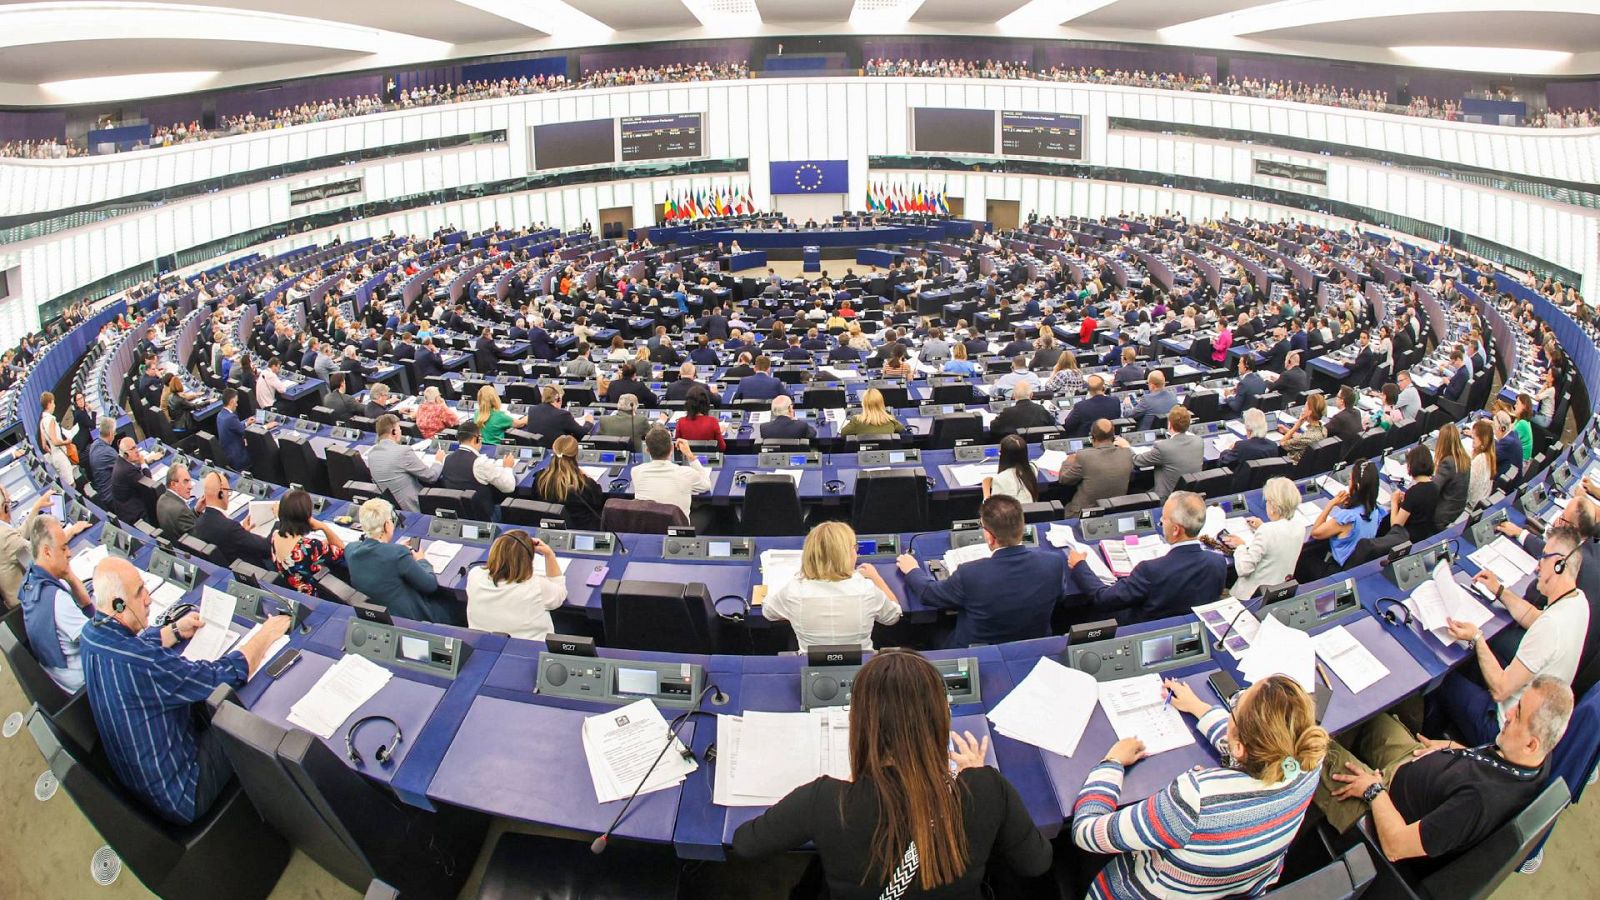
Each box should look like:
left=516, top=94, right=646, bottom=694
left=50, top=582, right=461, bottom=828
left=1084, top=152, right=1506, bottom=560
left=857, top=448, right=921, bottom=466
left=147, top=549, right=201, bottom=591
left=758, top=450, right=821, bottom=468
left=538, top=529, right=616, bottom=556
left=802, top=656, right=980, bottom=710
left=343, top=618, right=470, bottom=679
left=1064, top=622, right=1210, bottom=682
left=952, top=444, right=1000, bottom=463
left=1080, top=511, right=1155, bottom=541
left=578, top=449, right=633, bottom=466
left=427, top=518, right=498, bottom=543
left=853, top=534, right=901, bottom=558
left=949, top=520, right=1036, bottom=549
left=535, top=651, right=704, bottom=709
left=1389, top=542, right=1456, bottom=592
left=1468, top=508, right=1511, bottom=549
left=663, top=536, right=755, bottom=560
left=1262, top=579, right=1361, bottom=631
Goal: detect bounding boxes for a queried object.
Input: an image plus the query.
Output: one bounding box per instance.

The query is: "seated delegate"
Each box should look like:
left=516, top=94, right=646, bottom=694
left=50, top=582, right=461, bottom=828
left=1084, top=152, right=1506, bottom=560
left=760, top=522, right=901, bottom=651
left=465, top=530, right=569, bottom=641
left=1067, top=491, right=1227, bottom=624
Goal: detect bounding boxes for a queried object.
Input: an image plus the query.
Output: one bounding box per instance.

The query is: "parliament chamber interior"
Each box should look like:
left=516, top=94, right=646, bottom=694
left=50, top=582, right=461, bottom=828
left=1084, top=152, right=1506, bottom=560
left=5, top=3, right=1600, bottom=899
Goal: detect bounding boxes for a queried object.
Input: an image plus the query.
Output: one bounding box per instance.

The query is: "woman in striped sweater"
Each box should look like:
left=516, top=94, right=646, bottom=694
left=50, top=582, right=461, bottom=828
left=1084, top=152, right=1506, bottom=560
left=1072, top=675, right=1328, bottom=899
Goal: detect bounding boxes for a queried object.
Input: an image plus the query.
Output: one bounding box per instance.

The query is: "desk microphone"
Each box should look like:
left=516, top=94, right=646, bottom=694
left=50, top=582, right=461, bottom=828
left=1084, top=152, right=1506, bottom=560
left=590, top=681, right=725, bottom=855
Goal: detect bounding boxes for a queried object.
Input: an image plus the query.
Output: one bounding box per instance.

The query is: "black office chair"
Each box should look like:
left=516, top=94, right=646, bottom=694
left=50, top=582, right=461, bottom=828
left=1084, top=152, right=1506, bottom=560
left=1241, top=457, right=1294, bottom=492
left=1291, top=437, right=1345, bottom=480
left=419, top=488, right=473, bottom=519
left=872, top=386, right=910, bottom=409
left=852, top=469, right=928, bottom=534
left=1020, top=500, right=1065, bottom=524
left=475, top=831, right=678, bottom=900
left=1345, top=427, right=1388, bottom=464
left=1184, top=391, right=1221, bottom=424
left=0, top=609, right=77, bottom=728
left=600, top=499, right=687, bottom=535
left=931, top=382, right=975, bottom=405
left=243, top=427, right=283, bottom=483
left=27, top=702, right=291, bottom=900
left=739, top=474, right=806, bottom=536
left=929, top=413, right=984, bottom=450
left=277, top=431, right=327, bottom=495
left=1261, top=844, right=1374, bottom=899
left=1096, top=492, right=1161, bottom=516
left=499, top=498, right=565, bottom=527
left=326, top=447, right=373, bottom=502
left=801, top=386, right=846, bottom=409
left=312, top=570, right=370, bottom=607
left=600, top=579, right=716, bottom=654
left=583, top=435, right=633, bottom=454
left=1342, top=778, right=1568, bottom=900
left=205, top=687, right=482, bottom=899
left=1177, top=468, right=1236, bottom=499
left=177, top=535, right=221, bottom=568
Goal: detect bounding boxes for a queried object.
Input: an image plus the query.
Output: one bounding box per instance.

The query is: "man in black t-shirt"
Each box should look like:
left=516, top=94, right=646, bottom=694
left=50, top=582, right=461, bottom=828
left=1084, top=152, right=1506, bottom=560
left=1314, top=675, right=1572, bottom=863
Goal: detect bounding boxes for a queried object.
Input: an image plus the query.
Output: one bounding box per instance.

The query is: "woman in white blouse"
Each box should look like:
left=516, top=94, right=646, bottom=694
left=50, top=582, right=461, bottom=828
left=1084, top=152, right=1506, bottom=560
left=761, top=522, right=902, bottom=651
left=1222, top=477, right=1307, bottom=600
left=983, top=435, right=1039, bottom=506
left=1468, top=418, right=1497, bottom=508
left=466, top=530, right=569, bottom=640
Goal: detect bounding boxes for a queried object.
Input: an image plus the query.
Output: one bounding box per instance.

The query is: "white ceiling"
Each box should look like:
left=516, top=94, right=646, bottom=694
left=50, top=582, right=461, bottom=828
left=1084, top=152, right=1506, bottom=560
left=2, top=0, right=1598, bottom=106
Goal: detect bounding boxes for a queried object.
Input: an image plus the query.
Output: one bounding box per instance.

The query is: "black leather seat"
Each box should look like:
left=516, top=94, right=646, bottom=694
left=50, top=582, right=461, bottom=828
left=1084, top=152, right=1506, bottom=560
left=326, top=447, right=373, bottom=502
left=475, top=831, right=678, bottom=900
left=801, top=386, right=846, bottom=409
left=1291, top=437, right=1345, bottom=480
left=205, top=687, right=482, bottom=899
left=0, top=608, right=77, bottom=729
left=1261, top=844, right=1374, bottom=899
left=419, top=487, right=473, bottom=519
left=243, top=427, right=283, bottom=482
left=929, top=413, right=984, bottom=450
left=27, top=701, right=291, bottom=900
left=852, top=469, right=928, bottom=534
left=739, top=474, right=805, bottom=535
left=276, top=431, right=326, bottom=494
left=499, top=498, right=566, bottom=527
left=601, top=579, right=716, bottom=654
left=600, top=499, right=687, bottom=535
left=931, top=382, right=975, bottom=405
left=1177, top=468, right=1235, bottom=498
left=1241, top=457, right=1294, bottom=492
left=1096, top=492, right=1161, bottom=515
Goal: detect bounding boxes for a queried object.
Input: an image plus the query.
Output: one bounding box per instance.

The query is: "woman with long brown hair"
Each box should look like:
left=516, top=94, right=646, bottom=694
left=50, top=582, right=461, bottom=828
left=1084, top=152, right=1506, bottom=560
left=533, top=435, right=604, bottom=531
left=1431, top=422, right=1471, bottom=528
left=732, top=650, right=1050, bottom=897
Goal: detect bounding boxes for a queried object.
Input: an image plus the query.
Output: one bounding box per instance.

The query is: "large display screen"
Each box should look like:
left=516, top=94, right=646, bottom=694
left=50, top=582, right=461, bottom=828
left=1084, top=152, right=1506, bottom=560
left=532, top=118, right=615, bottom=170
left=1001, top=111, right=1084, bottom=160
left=621, top=113, right=703, bottom=162
left=911, top=107, right=996, bottom=154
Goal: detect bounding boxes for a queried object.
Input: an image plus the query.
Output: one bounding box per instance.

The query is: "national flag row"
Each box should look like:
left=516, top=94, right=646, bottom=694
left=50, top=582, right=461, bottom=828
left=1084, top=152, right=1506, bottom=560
left=865, top=182, right=950, bottom=214
left=662, top=188, right=756, bottom=221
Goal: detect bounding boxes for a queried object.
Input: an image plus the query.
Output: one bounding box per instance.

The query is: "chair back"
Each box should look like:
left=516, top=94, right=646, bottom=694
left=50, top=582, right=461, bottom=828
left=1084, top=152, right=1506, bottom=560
left=601, top=579, right=716, bottom=653
left=931, top=382, right=975, bottom=405
left=1242, top=457, right=1294, bottom=491
left=499, top=498, right=566, bottom=527
left=277, top=431, right=327, bottom=495
left=1292, top=437, right=1345, bottom=480
left=801, top=387, right=846, bottom=409
left=0, top=608, right=74, bottom=717
left=326, top=447, right=374, bottom=501
left=1176, top=467, right=1235, bottom=498
left=740, top=475, right=805, bottom=536
left=1260, top=844, right=1374, bottom=899
left=852, top=469, right=928, bottom=533
left=244, top=427, right=284, bottom=482
left=419, top=487, right=474, bottom=519
left=930, top=413, right=984, bottom=450
left=600, top=499, right=687, bottom=535
left=1416, top=778, right=1569, bottom=900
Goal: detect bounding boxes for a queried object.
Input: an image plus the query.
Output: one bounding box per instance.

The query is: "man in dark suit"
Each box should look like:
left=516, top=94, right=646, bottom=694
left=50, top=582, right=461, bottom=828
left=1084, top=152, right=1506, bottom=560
left=1058, top=419, right=1135, bottom=517
left=413, top=338, right=446, bottom=380
left=602, top=363, right=659, bottom=408
left=393, top=333, right=417, bottom=361
left=1228, top=354, right=1269, bottom=414
left=724, top=352, right=757, bottom=380
left=525, top=384, right=591, bottom=447
left=700, top=307, right=730, bottom=342
left=155, top=464, right=198, bottom=543
left=1346, top=331, right=1377, bottom=389
left=1443, top=349, right=1471, bottom=403
left=474, top=328, right=509, bottom=373
left=731, top=356, right=785, bottom=402
left=1219, top=408, right=1282, bottom=470
left=1326, top=386, right=1366, bottom=444
left=1059, top=375, right=1121, bottom=438
left=1067, top=490, right=1228, bottom=624
left=898, top=496, right=1066, bottom=647
left=110, top=437, right=150, bottom=525
left=321, top=373, right=363, bottom=420
left=1276, top=351, right=1310, bottom=397
left=650, top=336, right=682, bottom=366
left=191, top=473, right=273, bottom=569
left=88, top=416, right=121, bottom=500
left=759, top=395, right=817, bottom=441
left=1111, top=346, right=1145, bottom=389
left=990, top=382, right=1056, bottom=440
left=998, top=328, right=1032, bottom=359
left=526, top=319, right=555, bottom=360
left=1124, top=370, right=1179, bottom=432
left=664, top=362, right=720, bottom=403
left=1257, top=325, right=1291, bottom=373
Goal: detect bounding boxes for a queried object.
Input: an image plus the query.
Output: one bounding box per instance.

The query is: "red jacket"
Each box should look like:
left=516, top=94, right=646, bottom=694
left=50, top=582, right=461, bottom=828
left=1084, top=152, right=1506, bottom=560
left=674, top=414, right=726, bottom=450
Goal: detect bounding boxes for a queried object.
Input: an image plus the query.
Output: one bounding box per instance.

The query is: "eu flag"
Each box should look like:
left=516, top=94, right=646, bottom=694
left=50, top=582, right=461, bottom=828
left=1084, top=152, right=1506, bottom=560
left=769, top=159, right=849, bottom=195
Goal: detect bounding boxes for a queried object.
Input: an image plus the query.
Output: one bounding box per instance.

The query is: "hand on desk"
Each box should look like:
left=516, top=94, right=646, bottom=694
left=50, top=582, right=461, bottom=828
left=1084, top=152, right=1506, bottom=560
left=1495, top=521, right=1525, bottom=540
left=1472, top=570, right=1503, bottom=598
left=1067, top=549, right=1087, bottom=568
left=1104, top=737, right=1147, bottom=767
left=949, top=730, right=990, bottom=773
left=894, top=554, right=919, bottom=575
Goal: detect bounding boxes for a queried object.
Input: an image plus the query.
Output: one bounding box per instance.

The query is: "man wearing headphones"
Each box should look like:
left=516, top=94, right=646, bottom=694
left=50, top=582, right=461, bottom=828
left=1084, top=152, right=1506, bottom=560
left=77, top=556, right=290, bottom=824
left=1431, top=525, right=1590, bottom=746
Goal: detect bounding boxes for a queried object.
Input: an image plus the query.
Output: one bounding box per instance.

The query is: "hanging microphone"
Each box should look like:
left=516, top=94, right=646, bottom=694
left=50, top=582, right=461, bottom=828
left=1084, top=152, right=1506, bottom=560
left=590, top=681, right=724, bottom=855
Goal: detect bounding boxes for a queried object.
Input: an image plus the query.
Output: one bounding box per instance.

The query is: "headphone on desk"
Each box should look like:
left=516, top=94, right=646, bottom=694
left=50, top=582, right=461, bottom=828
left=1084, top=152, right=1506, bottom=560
left=823, top=479, right=844, bottom=494
left=345, top=715, right=403, bottom=767
left=1374, top=596, right=1414, bottom=628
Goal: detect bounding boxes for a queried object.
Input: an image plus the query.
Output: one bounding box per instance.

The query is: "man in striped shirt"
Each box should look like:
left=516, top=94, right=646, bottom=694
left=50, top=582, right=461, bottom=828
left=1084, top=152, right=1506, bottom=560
left=79, top=556, right=290, bottom=824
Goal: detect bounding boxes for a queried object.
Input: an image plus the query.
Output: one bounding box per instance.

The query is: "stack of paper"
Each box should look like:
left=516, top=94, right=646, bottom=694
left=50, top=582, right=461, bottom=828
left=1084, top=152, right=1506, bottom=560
left=1047, top=524, right=1115, bottom=584
left=286, top=654, right=394, bottom=739
left=70, top=544, right=110, bottom=582
left=1238, top=615, right=1316, bottom=691
left=580, top=465, right=610, bottom=481
left=1035, top=449, right=1068, bottom=477
left=943, top=541, right=993, bottom=573
left=1289, top=500, right=1325, bottom=530
left=583, top=698, right=698, bottom=804
left=1099, top=535, right=1170, bottom=577
left=987, top=658, right=1097, bottom=758
left=319, top=522, right=361, bottom=546
left=1312, top=626, right=1389, bottom=693
left=1198, top=506, right=1253, bottom=540
left=760, top=549, right=803, bottom=592
left=1406, top=560, right=1495, bottom=645
left=224, top=491, right=251, bottom=517
left=1193, top=596, right=1262, bottom=655
left=141, top=572, right=188, bottom=618
left=1468, top=536, right=1538, bottom=587
left=947, top=463, right=998, bottom=488
left=1099, top=674, right=1196, bottom=755
left=181, top=586, right=241, bottom=662
left=712, top=707, right=849, bottom=807
left=422, top=540, right=464, bottom=572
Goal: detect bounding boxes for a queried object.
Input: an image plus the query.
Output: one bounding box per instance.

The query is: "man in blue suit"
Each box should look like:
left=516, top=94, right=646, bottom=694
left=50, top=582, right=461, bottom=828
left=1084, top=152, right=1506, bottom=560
left=413, top=338, right=446, bottom=380
left=731, top=355, right=785, bottom=402
left=1228, top=354, right=1269, bottom=414
left=526, top=318, right=556, bottom=360
left=897, top=495, right=1065, bottom=647
left=1060, top=375, right=1122, bottom=438
left=1066, top=491, right=1228, bottom=624
left=1443, top=349, right=1470, bottom=403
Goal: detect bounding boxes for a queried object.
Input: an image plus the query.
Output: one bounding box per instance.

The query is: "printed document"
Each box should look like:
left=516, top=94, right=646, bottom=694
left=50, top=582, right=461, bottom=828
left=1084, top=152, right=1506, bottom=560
left=286, top=654, right=394, bottom=739
left=582, top=698, right=696, bottom=804
left=987, top=657, right=1097, bottom=758
left=1312, top=625, right=1389, bottom=694
left=1098, top=674, right=1195, bottom=756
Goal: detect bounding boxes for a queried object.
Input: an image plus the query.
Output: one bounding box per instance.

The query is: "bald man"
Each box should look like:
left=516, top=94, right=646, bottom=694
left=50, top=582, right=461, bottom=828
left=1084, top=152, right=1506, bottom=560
left=190, top=472, right=274, bottom=570
left=79, top=556, right=290, bottom=824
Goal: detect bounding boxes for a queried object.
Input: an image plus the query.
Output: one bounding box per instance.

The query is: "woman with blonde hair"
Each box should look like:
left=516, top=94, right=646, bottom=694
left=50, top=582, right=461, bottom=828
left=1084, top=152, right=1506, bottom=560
left=1278, top=392, right=1328, bottom=465
left=840, top=388, right=905, bottom=437
left=473, top=384, right=526, bottom=445
left=1041, top=350, right=1084, bottom=395
left=942, top=341, right=978, bottom=375
left=534, top=434, right=605, bottom=530
left=1431, top=421, right=1471, bottom=528
left=846, top=322, right=871, bottom=353
left=760, top=521, right=901, bottom=651
left=466, top=529, right=569, bottom=640
left=410, top=386, right=456, bottom=439
left=1074, top=675, right=1327, bottom=898
left=733, top=650, right=1052, bottom=895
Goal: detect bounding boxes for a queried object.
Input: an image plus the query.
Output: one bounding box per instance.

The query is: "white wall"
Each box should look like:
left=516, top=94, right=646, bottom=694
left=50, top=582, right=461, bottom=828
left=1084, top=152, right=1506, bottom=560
left=772, top=193, right=846, bottom=223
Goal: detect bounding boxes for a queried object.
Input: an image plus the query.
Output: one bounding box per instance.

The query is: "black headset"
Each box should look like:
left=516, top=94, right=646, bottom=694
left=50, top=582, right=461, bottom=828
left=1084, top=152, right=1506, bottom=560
left=1553, top=546, right=1578, bottom=576
left=823, top=479, right=845, bottom=494
left=345, top=715, right=403, bottom=767
left=1374, top=596, right=1414, bottom=628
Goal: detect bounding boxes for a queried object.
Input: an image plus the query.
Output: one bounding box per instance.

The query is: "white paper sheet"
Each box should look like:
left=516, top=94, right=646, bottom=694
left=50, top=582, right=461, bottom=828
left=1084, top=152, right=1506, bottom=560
left=1099, top=674, right=1196, bottom=756
left=1407, top=560, right=1495, bottom=644
left=1193, top=596, right=1262, bottom=655
left=1239, top=615, right=1316, bottom=692
left=69, top=544, right=110, bottom=582
left=947, top=462, right=998, bottom=488
left=759, top=549, right=803, bottom=591
left=1468, top=536, right=1538, bottom=587
left=286, top=654, right=394, bottom=739
left=943, top=541, right=993, bottom=573
left=1312, top=625, right=1389, bottom=694
left=987, top=657, right=1098, bottom=758
left=1035, top=449, right=1068, bottom=476
left=582, top=698, right=696, bottom=805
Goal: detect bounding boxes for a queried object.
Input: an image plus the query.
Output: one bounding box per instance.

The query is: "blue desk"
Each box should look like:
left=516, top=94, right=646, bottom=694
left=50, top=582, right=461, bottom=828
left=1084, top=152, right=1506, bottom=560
left=726, top=251, right=767, bottom=272
left=857, top=249, right=901, bottom=268
left=802, top=246, right=821, bottom=273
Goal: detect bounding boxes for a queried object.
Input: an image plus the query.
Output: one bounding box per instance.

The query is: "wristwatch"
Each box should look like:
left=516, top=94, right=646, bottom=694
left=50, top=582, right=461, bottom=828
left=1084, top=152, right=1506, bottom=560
left=1362, top=781, right=1387, bottom=803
